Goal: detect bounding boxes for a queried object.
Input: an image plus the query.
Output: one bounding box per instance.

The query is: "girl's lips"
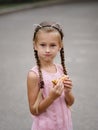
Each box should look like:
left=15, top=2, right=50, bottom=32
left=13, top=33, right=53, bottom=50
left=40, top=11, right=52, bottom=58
left=45, top=54, right=51, bottom=56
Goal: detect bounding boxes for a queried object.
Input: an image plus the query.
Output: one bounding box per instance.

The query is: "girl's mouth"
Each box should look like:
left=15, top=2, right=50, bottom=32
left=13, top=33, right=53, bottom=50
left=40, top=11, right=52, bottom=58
left=45, top=54, right=51, bottom=56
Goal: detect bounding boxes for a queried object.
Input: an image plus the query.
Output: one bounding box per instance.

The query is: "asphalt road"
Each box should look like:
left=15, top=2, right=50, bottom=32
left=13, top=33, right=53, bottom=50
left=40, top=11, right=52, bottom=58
left=0, top=1, right=98, bottom=130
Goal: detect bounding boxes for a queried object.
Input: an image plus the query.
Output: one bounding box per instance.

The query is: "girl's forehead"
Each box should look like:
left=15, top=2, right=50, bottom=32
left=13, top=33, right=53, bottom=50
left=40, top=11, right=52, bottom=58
left=37, top=31, right=61, bottom=40
left=35, top=31, right=62, bottom=47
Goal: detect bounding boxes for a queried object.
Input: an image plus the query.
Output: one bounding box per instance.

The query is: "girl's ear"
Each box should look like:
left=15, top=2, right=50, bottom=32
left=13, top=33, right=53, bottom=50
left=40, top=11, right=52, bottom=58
left=59, top=42, right=63, bottom=51
left=33, top=42, right=37, bottom=50
left=61, top=42, right=63, bottom=48
left=58, top=47, right=61, bottom=51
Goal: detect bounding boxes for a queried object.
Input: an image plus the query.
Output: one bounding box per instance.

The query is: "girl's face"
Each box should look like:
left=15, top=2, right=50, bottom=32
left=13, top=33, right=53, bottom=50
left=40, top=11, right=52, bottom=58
left=34, top=31, right=62, bottom=63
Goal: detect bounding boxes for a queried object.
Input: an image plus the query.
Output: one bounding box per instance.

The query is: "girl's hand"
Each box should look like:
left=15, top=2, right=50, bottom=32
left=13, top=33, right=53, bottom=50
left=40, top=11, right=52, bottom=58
left=63, top=77, right=74, bottom=106
left=49, top=80, right=64, bottom=101
left=63, top=77, right=73, bottom=94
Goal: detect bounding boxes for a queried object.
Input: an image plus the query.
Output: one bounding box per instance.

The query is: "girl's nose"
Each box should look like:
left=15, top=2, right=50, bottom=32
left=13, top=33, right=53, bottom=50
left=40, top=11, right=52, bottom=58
left=46, top=47, right=50, bottom=53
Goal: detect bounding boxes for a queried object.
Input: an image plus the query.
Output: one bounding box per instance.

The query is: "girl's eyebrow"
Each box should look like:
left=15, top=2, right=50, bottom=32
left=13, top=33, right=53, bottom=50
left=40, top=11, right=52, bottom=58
left=39, top=43, right=46, bottom=45
left=39, top=42, right=46, bottom=44
left=50, top=43, right=57, bottom=45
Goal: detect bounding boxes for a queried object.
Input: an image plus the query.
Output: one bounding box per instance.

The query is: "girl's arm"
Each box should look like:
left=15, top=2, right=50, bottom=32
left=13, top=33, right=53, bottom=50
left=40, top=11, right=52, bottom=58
left=27, top=71, right=64, bottom=115
left=27, top=71, right=40, bottom=115
left=63, top=78, right=75, bottom=106
left=65, top=91, right=75, bottom=106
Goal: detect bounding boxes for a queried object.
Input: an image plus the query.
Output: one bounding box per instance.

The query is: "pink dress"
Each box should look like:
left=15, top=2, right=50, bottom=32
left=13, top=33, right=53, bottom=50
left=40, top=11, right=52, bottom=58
left=30, top=64, right=73, bottom=130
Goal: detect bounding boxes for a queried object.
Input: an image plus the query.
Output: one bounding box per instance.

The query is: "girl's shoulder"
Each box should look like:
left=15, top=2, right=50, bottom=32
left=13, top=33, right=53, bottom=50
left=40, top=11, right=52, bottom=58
left=27, top=66, right=39, bottom=80
left=30, top=66, right=39, bottom=75
left=27, top=66, right=39, bottom=81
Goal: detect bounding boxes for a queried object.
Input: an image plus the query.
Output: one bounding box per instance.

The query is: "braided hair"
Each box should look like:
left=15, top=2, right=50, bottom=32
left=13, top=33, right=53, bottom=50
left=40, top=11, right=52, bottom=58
left=33, top=21, right=67, bottom=89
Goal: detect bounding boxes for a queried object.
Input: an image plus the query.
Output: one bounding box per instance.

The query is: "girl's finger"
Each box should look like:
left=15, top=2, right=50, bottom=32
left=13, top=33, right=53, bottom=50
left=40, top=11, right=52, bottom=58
left=63, top=79, right=72, bottom=83
left=58, top=84, right=64, bottom=91
left=64, top=85, right=72, bottom=89
left=55, top=80, right=62, bottom=89
left=56, top=85, right=64, bottom=95
left=63, top=80, right=72, bottom=86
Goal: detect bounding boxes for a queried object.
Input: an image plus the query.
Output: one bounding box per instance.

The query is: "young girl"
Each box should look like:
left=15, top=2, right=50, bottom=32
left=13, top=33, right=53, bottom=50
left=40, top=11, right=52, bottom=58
left=27, top=21, right=75, bottom=130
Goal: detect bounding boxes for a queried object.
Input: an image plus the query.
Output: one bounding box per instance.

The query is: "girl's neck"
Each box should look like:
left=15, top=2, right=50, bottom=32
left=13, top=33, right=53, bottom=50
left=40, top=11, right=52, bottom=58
left=40, top=61, right=57, bottom=73
left=40, top=60, right=53, bottom=68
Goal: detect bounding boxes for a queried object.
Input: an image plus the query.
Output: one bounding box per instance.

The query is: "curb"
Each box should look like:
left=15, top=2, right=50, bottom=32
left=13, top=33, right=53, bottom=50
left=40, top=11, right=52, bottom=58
left=0, top=0, right=66, bottom=15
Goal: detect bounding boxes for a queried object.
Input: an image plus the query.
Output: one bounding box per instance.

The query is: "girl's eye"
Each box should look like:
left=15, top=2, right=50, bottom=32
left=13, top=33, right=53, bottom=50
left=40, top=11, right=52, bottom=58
left=40, top=43, right=46, bottom=47
left=51, top=44, right=56, bottom=47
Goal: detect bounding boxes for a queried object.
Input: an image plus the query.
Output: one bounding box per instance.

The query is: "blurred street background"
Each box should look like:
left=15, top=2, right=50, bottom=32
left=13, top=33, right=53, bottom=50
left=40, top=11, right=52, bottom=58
left=0, top=0, right=98, bottom=130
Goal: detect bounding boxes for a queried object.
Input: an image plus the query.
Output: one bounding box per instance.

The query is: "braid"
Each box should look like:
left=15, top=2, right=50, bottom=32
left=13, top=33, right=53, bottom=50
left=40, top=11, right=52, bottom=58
left=60, top=47, right=68, bottom=75
left=34, top=50, right=44, bottom=88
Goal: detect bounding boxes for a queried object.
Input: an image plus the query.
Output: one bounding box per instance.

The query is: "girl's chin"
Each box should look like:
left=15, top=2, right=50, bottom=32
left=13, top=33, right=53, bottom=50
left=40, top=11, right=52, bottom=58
left=43, top=58, right=53, bottom=63
left=40, top=56, right=54, bottom=62
left=44, top=59, right=52, bottom=62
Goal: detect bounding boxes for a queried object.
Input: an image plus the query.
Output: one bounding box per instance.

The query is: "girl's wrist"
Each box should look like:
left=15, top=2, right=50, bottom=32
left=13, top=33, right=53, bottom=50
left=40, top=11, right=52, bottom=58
left=64, top=91, right=71, bottom=101
left=47, top=95, right=54, bottom=104
left=64, top=89, right=71, bottom=95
